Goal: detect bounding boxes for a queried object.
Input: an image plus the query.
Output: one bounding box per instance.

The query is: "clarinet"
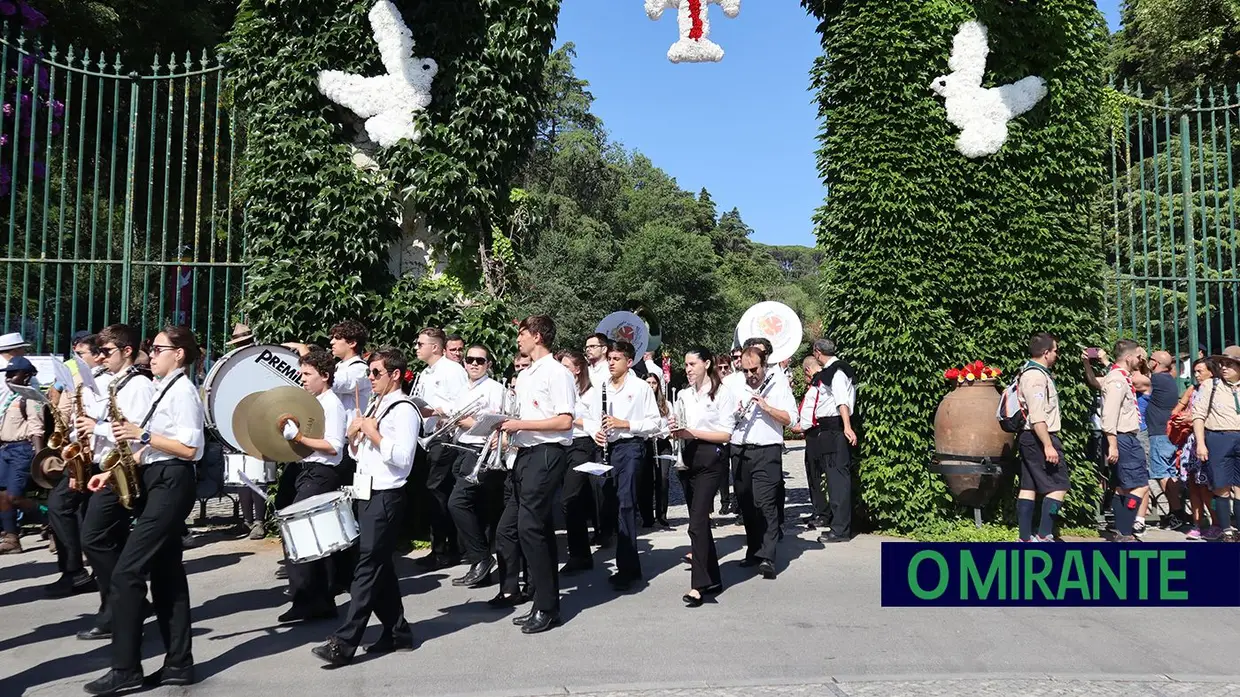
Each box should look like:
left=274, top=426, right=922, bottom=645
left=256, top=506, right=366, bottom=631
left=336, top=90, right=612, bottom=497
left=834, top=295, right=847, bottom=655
left=601, top=381, right=611, bottom=467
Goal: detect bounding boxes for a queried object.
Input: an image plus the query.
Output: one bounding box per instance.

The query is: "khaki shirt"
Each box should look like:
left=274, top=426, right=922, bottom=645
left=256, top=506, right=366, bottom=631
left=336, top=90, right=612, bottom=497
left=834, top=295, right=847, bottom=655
left=1017, top=365, right=1060, bottom=433
left=1192, top=379, right=1240, bottom=431
left=1101, top=368, right=1140, bottom=435
left=0, top=393, right=45, bottom=442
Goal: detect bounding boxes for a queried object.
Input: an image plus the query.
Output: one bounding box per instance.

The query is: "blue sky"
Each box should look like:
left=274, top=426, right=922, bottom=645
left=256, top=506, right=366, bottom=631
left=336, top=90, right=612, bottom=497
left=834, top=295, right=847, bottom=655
left=554, top=1, right=1124, bottom=247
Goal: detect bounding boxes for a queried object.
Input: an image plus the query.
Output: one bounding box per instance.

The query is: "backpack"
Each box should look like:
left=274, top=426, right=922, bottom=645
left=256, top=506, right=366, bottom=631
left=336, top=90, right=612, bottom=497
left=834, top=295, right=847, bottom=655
left=996, top=364, right=1048, bottom=434
left=18, top=397, right=55, bottom=443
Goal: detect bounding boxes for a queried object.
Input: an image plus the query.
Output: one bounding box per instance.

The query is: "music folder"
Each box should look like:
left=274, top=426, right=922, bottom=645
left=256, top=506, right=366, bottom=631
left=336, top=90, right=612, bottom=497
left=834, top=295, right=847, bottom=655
left=573, top=462, right=613, bottom=476
left=463, top=413, right=507, bottom=438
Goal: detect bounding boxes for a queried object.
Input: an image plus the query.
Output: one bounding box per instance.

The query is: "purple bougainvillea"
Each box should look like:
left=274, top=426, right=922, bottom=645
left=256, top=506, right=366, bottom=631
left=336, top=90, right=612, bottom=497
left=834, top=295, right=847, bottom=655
left=1, top=0, right=58, bottom=198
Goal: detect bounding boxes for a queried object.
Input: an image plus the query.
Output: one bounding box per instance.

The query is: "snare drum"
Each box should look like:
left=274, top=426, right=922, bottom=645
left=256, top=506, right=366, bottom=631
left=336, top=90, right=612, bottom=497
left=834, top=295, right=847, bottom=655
left=275, top=491, right=359, bottom=564
left=223, top=453, right=276, bottom=486
left=203, top=344, right=303, bottom=454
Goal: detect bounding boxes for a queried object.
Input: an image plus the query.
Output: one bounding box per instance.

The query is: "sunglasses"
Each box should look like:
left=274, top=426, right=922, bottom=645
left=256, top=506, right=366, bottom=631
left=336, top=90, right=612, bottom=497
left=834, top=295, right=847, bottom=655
left=741, top=367, right=762, bottom=375
left=369, top=368, right=391, bottom=378
left=97, top=346, right=117, bottom=358
left=464, top=356, right=488, bottom=365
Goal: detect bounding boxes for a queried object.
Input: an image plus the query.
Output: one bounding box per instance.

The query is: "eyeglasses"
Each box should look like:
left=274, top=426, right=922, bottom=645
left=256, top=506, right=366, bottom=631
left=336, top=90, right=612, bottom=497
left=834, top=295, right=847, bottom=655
left=585, top=344, right=602, bottom=350
left=464, top=356, right=488, bottom=365
left=369, top=368, right=389, bottom=378
left=150, top=344, right=177, bottom=356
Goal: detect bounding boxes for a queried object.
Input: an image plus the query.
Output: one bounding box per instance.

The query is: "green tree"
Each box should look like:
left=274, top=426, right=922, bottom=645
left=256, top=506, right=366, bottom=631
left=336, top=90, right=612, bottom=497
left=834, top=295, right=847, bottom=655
left=1111, top=0, right=1240, bottom=104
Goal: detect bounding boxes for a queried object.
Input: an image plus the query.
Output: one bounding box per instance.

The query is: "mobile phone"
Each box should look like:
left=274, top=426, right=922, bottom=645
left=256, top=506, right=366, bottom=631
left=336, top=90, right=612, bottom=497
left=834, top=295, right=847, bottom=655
left=1085, top=347, right=1100, bottom=359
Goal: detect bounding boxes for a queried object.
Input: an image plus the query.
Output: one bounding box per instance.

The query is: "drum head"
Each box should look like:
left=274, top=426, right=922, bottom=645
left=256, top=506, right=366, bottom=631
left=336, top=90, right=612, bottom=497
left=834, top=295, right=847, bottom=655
left=278, top=491, right=344, bottom=518
left=596, top=311, right=649, bottom=358
left=203, top=344, right=302, bottom=453
left=735, top=302, right=803, bottom=364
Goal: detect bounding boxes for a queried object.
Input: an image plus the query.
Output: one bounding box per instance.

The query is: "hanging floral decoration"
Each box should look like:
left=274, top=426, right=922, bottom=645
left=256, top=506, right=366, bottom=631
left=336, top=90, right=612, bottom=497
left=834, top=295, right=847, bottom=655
left=943, top=360, right=1002, bottom=384
left=316, top=0, right=438, bottom=148
left=644, top=0, right=740, bottom=64
left=929, top=21, right=1047, bottom=158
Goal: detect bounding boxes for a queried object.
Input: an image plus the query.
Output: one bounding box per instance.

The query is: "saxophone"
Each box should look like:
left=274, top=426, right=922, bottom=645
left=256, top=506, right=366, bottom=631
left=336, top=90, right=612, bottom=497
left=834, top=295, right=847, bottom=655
left=59, top=383, right=92, bottom=492
left=100, top=378, right=141, bottom=509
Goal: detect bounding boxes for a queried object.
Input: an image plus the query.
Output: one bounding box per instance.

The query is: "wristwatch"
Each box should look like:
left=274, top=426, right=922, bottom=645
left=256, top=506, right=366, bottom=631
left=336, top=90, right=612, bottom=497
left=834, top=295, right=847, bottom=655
left=139, top=430, right=151, bottom=445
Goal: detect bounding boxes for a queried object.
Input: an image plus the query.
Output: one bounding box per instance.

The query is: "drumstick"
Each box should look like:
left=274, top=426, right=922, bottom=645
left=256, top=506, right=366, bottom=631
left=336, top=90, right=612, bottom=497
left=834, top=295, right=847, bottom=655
left=354, top=384, right=360, bottom=413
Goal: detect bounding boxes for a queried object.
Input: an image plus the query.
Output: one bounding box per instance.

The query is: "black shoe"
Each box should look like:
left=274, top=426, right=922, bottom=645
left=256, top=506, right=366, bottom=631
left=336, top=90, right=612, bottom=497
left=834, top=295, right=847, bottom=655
left=77, top=627, right=111, bottom=641
left=818, top=532, right=850, bottom=544
left=559, top=556, right=593, bottom=575
left=520, top=610, right=559, bottom=634
left=682, top=592, right=703, bottom=607
left=364, top=633, right=417, bottom=654
left=592, top=534, right=614, bottom=549
left=44, top=573, right=89, bottom=598
left=608, top=572, right=641, bottom=591
left=487, top=591, right=528, bottom=609
left=511, top=608, right=536, bottom=626
left=275, top=566, right=289, bottom=580
left=84, top=669, right=143, bottom=696
left=738, top=557, right=760, bottom=568
left=758, top=561, right=777, bottom=579
left=452, top=559, right=494, bottom=587
left=142, top=664, right=194, bottom=687
left=311, top=638, right=354, bottom=667
left=278, top=604, right=337, bottom=623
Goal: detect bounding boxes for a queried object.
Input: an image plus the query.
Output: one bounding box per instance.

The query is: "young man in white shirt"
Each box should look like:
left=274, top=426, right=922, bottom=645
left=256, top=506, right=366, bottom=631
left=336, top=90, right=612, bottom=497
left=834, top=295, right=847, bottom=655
left=313, top=348, right=420, bottom=667
left=809, top=339, right=858, bottom=544
left=73, top=324, right=155, bottom=640
left=497, top=316, right=576, bottom=634
left=325, top=319, right=371, bottom=588
left=445, top=334, right=465, bottom=364
left=413, top=326, right=470, bottom=570
left=731, top=346, right=795, bottom=579
left=584, top=333, right=611, bottom=388
left=588, top=341, right=661, bottom=591
left=278, top=350, right=349, bottom=623
left=446, top=344, right=507, bottom=588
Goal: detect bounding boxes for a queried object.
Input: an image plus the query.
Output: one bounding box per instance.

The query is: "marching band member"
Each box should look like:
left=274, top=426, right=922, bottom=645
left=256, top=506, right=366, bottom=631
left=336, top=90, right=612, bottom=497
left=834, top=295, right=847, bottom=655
left=669, top=346, right=737, bottom=606
left=74, top=324, right=155, bottom=642
left=445, top=334, right=465, bottom=363
left=413, top=326, right=469, bottom=570
left=808, top=339, right=858, bottom=544
left=277, top=349, right=349, bottom=623
left=44, top=333, right=103, bottom=596
left=640, top=372, right=673, bottom=528
left=498, top=316, right=576, bottom=634
left=556, top=349, right=599, bottom=573
left=83, top=326, right=205, bottom=694
left=329, top=320, right=372, bottom=423
left=796, top=355, right=829, bottom=530
left=584, top=333, right=611, bottom=388
left=446, top=344, right=506, bottom=588
left=587, top=340, right=661, bottom=592
left=313, top=348, right=420, bottom=666
left=730, top=346, right=795, bottom=580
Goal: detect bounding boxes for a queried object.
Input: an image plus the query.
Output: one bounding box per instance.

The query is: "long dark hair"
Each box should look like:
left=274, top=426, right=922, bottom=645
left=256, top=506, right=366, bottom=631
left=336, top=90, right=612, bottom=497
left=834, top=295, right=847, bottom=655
left=160, top=326, right=201, bottom=368
left=686, top=345, right=721, bottom=400
left=555, top=349, right=590, bottom=396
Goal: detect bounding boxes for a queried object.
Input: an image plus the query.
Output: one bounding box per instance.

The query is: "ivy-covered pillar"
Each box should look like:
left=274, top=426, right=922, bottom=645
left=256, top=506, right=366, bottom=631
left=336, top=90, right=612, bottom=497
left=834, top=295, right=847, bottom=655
left=802, top=0, right=1109, bottom=531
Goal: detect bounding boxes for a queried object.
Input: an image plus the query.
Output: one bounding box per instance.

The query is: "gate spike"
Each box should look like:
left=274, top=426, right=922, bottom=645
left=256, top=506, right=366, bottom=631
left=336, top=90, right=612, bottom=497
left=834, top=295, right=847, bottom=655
left=152, top=52, right=161, bottom=76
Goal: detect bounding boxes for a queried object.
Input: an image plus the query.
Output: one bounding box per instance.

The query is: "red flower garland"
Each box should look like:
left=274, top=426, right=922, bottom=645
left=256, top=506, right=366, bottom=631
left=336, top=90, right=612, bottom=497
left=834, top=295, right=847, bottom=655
left=943, top=360, right=1002, bottom=384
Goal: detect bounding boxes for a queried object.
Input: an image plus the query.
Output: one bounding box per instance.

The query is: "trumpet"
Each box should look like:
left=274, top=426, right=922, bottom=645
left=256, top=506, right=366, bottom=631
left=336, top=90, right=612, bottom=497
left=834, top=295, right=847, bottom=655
left=419, top=392, right=488, bottom=450
left=662, top=393, right=688, bottom=470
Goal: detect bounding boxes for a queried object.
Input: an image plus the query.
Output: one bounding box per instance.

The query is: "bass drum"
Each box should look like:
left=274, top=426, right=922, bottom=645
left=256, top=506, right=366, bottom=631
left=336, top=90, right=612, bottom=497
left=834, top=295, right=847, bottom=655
left=203, top=344, right=303, bottom=454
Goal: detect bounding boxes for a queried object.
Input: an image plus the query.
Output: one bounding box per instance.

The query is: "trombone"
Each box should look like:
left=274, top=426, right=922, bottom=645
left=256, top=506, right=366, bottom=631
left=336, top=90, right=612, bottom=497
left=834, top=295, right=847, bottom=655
left=418, top=392, right=488, bottom=450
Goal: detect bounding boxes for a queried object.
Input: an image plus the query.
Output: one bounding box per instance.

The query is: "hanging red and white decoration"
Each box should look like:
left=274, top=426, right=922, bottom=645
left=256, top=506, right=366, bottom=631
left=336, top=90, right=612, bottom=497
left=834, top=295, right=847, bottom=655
left=644, top=0, right=740, bottom=63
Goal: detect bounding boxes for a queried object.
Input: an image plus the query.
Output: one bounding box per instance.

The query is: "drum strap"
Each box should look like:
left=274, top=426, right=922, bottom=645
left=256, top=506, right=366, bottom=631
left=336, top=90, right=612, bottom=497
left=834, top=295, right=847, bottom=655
left=140, top=373, right=185, bottom=429
left=377, top=398, right=416, bottom=425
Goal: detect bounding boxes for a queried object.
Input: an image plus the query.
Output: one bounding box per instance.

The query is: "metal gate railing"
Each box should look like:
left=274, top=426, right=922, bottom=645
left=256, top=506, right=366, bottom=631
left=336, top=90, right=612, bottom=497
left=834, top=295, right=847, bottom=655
left=0, top=26, right=246, bottom=365
left=1108, top=83, right=1240, bottom=365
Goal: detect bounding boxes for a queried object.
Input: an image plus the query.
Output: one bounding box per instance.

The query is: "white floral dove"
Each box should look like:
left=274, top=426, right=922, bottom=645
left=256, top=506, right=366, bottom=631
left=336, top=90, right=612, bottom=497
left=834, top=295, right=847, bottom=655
left=317, top=0, right=438, bottom=147
left=930, top=21, right=1047, bottom=158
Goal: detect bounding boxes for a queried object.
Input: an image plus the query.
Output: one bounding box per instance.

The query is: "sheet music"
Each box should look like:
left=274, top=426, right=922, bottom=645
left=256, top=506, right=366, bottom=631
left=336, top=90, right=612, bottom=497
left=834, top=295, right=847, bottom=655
left=7, top=383, right=49, bottom=404
left=74, top=356, right=100, bottom=395
left=51, top=359, right=74, bottom=393
left=463, top=413, right=507, bottom=437
left=573, top=462, right=613, bottom=476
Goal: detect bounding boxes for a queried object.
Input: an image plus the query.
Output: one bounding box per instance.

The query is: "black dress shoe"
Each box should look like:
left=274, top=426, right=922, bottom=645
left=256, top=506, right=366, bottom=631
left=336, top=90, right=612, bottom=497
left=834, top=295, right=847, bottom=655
left=77, top=627, right=111, bottom=641
left=818, top=532, right=850, bottom=544
left=452, top=559, right=494, bottom=587
left=520, top=610, right=559, bottom=634
left=511, top=607, right=536, bottom=625
left=83, top=669, right=143, bottom=695
left=758, top=561, right=777, bottom=579
left=142, top=664, right=194, bottom=687
left=364, top=633, right=417, bottom=654
left=44, top=575, right=77, bottom=598
left=311, top=638, right=354, bottom=667
left=559, top=556, right=593, bottom=575
left=682, top=592, right=703, bottom=607
left=275, top=566, right=289, bottom=580
left=738, top=557, right=760, bottom=568
left=278, top=604, right=337, bottom=623
left=488, top=590, right=527, bottom=608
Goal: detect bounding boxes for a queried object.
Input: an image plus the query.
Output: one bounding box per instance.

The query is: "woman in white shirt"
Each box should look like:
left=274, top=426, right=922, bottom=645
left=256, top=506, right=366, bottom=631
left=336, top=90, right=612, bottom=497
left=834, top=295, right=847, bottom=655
left=669, top=346, right=736, bottom=607
left=556, top=349, right=600, bottom=573
left=85, top=326, right=204, bottom=694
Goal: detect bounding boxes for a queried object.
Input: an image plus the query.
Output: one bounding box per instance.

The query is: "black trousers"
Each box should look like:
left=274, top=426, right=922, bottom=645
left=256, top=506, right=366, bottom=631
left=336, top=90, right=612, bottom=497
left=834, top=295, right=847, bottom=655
left=424, top=442, right=460, bottom=558
left=47, top=476, right=88, bottom=576
left=735, top=444, right=783, bottom=564
left=81, top=481, right=130, bottom=631
left=112, top=461, right=197, bottom=673
left=804, top=429, right=829, bottom=519
left=610, top=440, right=645, bottom=577
left=717, top=444, right=733, bottom=509
left=638, top=439, right=671, bottom=525
left=513, top=443, right=569, bottom=613
left=822, top=430, right=853, bottom=537
left=561, top=436, right=598, bottom=560
left=287, top=464, right=341, bottom=610
left=494, top=470, right=524, bottom=596
left=685, top=441, right=726, bottom=590
left=237, top=486, right=267, bottom=525
left=332, top=489, right=411, bottom=650
left=447, top=445, right=504, bottom=564
left=591, top=460, right=617, bottom=539
left=274, top=462, right=301, bottom=510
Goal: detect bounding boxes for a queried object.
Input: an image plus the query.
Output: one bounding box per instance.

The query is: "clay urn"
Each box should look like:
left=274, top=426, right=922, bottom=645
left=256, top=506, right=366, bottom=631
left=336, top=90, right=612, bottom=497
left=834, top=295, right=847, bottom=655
left=932, top=378, right=1016, bottom=507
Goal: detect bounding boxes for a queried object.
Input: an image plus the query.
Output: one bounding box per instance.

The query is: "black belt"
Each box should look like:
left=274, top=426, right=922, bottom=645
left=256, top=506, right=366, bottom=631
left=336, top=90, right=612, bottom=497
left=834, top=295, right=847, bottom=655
left=0, top=439, right=27, bottom=445
left=517, top=442, right=566, bottom=453
left=734, top=443, right=781, bottom=450
left=610, top=437, right=643, bottom=446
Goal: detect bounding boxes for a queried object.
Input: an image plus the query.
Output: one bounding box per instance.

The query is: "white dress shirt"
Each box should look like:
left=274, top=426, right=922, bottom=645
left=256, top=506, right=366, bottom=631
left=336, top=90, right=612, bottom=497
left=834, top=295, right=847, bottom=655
left=139, top=368, right=206, bottom=464
left=679, top=379, right=739, bottom=436
left=353, top=390, right=420, bottom=490
left=303, top=389, right=347, bottom=466
left=572, top=386, right=597, bottom=438
left=730, top=369, right=796, bottom=447
left=584, top=371, right=661, bottom=442
left=797, top=392, right=817, bottom=433
left=587, top=360, right=608, bottom=389
left=456, top=376, right=506, bottom=446
left=810, top=357, right=857, bottom=421
left=332, top=355, right=371, bottom=423
left=416, top=356, right=469, bottom=435
left=510, top=353, right=576, bottom=449
left=90, top=368, right=155, bottom=464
